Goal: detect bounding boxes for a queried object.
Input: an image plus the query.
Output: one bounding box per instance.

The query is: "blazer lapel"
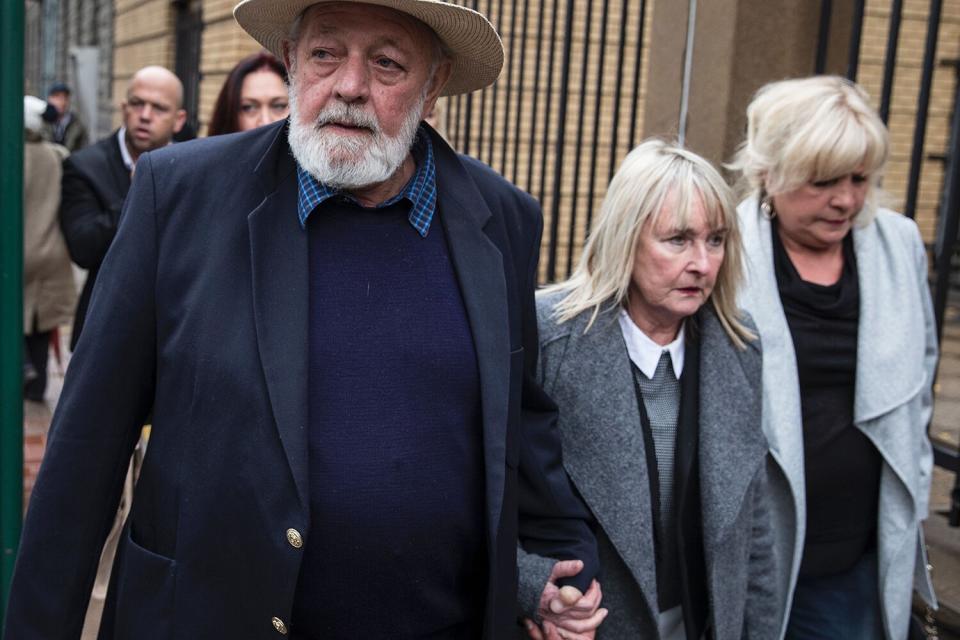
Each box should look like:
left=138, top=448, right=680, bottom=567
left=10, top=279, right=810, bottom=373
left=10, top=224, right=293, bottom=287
left=552, top=311, right=659, bottom=617
left=248, top=128, right=309, bottom=510
left=432, top=139, right=511, bottom=547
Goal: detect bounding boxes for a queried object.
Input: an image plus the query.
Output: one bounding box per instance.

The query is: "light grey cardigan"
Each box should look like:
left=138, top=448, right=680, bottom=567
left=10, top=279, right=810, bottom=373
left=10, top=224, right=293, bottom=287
left=736, top=197, right=938, bottom=640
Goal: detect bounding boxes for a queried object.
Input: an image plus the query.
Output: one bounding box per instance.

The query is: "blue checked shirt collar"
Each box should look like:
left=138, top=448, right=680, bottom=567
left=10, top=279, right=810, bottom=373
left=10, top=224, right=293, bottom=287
left=296, top=126, right=437, bottom=237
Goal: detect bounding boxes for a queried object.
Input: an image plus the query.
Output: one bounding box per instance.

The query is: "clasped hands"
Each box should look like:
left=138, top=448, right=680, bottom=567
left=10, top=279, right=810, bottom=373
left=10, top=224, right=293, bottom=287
left=525, top=559, right=608, bottom=640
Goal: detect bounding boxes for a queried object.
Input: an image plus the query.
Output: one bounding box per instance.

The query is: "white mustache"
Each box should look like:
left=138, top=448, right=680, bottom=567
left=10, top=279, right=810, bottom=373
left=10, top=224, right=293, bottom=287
left=313, top=104, right=381, bottom=134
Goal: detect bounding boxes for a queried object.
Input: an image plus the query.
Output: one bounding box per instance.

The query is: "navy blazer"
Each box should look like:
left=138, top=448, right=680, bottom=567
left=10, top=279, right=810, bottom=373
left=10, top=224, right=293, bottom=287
left=6, top=122, right=598, bottom=640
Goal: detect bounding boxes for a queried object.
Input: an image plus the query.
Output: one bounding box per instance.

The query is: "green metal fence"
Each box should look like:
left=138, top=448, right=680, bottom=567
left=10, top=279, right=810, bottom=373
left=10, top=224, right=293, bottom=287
left=0, top=0, right=25, bottom=624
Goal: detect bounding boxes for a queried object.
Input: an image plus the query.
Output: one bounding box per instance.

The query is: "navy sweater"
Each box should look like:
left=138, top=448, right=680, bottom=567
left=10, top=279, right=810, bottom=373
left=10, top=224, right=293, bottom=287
left=291, top=199, right=487, bottom=638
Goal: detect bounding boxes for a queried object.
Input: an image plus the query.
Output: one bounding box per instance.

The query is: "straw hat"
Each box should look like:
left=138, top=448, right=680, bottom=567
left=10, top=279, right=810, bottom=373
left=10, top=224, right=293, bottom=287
left=233, top=0, right=504, bottom=96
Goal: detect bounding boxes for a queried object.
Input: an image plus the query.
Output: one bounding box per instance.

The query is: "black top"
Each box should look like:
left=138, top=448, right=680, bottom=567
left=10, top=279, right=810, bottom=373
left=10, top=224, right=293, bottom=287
left=772, top=222, right=882, bottom=578
left=292, top=198, right=487, bottom=638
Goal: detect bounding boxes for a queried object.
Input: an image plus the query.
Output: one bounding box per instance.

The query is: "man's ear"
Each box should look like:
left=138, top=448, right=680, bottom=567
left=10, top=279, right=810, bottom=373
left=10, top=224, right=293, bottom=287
left=174, top=109, right=187, bottom=134
left=422, top=60, right=452, bottom=120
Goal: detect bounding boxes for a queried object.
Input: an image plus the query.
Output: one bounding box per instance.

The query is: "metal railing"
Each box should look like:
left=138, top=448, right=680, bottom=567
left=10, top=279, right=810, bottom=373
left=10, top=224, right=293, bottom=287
left=442, top=0, right=649, bottom=283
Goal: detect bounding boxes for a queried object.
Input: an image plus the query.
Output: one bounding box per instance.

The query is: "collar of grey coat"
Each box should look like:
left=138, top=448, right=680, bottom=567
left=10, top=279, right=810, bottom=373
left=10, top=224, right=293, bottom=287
left=247, top=121, right=510, bottom=548
left=738, top=196, right=928, bottom=427
left=538, top=295, right=766, bottom=615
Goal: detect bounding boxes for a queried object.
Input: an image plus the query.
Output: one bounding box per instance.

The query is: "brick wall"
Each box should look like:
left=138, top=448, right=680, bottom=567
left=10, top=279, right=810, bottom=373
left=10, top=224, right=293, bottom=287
left=197, top=2, right=263, bottom=133
left=858, top=0, right=960, bottom=244
left=112, top=0, right=175, bottom=128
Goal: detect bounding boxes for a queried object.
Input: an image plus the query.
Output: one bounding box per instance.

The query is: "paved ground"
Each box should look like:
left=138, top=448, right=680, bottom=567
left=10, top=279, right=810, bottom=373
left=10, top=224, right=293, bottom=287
left=20, top=318, right=960, bottom=637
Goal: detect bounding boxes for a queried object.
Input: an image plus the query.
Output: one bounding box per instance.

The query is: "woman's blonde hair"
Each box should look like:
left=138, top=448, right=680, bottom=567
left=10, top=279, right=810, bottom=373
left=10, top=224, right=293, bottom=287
left=545, top=139, right=754, bottom=348
left=730, top=75, right=889, bottom=224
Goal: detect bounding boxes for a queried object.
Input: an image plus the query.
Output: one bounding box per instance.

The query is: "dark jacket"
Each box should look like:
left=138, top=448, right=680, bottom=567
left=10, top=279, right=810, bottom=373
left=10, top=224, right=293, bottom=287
left=58, top=130, right=131, bottom=349
left=6, top=121, right=598, bottom=640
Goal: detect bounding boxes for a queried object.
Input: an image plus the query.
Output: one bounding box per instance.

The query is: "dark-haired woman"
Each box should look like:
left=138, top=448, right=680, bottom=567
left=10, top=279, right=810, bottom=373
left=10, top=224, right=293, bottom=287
left=208, top=51, right=288, bottom=136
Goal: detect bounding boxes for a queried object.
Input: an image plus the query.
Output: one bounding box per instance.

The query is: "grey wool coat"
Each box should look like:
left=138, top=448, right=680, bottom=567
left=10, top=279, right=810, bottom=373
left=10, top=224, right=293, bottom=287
left=517, top=292, right=780, bottom=639
left=736, top=197, right=938, bottom=640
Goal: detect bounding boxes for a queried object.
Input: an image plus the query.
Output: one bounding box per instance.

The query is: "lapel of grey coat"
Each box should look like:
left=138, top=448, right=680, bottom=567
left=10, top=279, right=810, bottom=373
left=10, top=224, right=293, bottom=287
left=736, top=198, right=806, bottom=492
left=248, top=124, right=309, bottom=510
left=551, top=309, right=659, bottom=618
left=432, top=139, right=510, bottom=548
left=696, top=309, right=767, bottom=554
left=852, top=213, right=931, bottom=504
left=852, top=215, right=926, bottom=423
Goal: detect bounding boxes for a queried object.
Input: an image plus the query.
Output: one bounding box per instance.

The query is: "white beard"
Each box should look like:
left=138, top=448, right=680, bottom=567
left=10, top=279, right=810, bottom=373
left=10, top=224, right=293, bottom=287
left=287, top=80, right=425, bottom=190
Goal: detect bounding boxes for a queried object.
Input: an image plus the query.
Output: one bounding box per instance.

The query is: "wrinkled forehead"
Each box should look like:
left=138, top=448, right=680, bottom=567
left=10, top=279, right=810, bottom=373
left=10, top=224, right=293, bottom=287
left=126, top=78, right=180, bottom=110
left=298, top=2, right=438, bottom=52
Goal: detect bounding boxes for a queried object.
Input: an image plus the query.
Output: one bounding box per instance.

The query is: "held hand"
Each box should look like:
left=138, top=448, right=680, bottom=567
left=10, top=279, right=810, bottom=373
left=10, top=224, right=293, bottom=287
left=533, top=560, right=607, bottom=639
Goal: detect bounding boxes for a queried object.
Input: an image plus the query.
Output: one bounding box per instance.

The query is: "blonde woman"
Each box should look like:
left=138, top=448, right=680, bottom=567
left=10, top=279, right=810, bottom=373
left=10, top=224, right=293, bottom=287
left=519, top=140, right=778, bottom=640
left=732, top=76, right=938, bottom=639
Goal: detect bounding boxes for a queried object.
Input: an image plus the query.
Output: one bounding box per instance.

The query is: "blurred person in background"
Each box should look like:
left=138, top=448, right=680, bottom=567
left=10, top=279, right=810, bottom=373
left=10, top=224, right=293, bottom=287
left=22, top=95, right=77, bottom=402
left=207, top=51, right=289, bottom=136
left=732, top=75, right=938, bottom=639
left=59, top=65, right=185, bottom=350
left=43, top=82, right=89, bottom=152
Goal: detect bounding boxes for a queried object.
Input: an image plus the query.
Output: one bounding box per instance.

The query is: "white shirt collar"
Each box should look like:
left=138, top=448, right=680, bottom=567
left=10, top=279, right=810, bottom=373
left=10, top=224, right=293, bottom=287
left=117, top=127, right=134, bottom=171
left=618, top=309, right=685, bottom=379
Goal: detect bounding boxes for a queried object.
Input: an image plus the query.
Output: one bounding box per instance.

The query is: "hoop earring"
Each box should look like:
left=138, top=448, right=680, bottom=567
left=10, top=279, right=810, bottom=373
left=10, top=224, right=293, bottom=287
left=760, top=197, right=776, bottom=220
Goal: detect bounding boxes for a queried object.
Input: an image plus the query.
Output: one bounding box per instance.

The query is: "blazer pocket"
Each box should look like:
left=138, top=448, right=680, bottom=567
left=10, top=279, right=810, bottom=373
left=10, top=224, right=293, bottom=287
left=112, top=527, right=177, bottom=639
left=506, top=347, right=524, bottom=468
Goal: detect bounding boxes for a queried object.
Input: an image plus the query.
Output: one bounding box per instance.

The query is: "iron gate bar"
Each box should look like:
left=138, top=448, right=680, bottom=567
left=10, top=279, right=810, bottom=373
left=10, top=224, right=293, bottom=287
left=546, top=0, right=577, bottom=283
left=932, top=62, right=960, bottom=350
left=627, top=0, right=647, bottom=151
left=497, top=0, right=515, bottom=174
left=509, top=0, right=529, bottom=185
left=904, top=0, right=943, bottom=221
left=463, top=81, right=473, bottom=156
left=565, top=0, right=594, bottom=279
left=475, top=0, right=488, bottom=164
left=846, top=0, right=866, bottom=82
left=605, top=0, right=631, bottom=205
left=536, top=0, right=562, bottom=207
left=815, top=0, right=832, bottom=74
left=477, top=0, right=489, bottom=164
left=582, top=0, right=611, bottom=258
left=878, top=0, right=903, bottom=124
left=488, top=0, right=505, bottom=165
left=525, top=0, right=547, bottom=191
left=462, top=0, right=477, bottom=158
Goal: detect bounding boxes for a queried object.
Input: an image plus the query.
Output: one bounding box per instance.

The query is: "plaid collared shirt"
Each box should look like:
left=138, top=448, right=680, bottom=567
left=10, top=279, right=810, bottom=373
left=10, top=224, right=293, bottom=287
left=296, top=126, right=437, bottom=237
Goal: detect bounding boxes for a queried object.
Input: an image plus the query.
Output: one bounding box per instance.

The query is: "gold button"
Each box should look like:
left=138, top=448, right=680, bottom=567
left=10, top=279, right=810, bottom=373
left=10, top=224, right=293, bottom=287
left=286, top=528, right=303, bottom=549
left=272, top=617, right=288, bottom=635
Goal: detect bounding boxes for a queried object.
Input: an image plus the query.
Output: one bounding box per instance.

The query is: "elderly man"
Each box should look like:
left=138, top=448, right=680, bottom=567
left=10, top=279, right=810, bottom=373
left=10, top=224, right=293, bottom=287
left=59, top=65, right=186, bottom=350
left=5, top=2, right=601, bottom=639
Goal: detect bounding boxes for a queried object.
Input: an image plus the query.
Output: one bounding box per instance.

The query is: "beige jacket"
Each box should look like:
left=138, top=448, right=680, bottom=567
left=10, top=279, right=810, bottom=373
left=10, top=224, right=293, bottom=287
left=24, top=134, right=76, bottom=334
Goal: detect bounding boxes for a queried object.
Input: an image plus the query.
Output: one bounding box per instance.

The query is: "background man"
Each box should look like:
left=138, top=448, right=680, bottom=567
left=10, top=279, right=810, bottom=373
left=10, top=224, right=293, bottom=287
left=59, top=65, right=185, bottom=350
left=5, top=2, right=601, bottom=639
left=43, top=82, right=89, bottom=152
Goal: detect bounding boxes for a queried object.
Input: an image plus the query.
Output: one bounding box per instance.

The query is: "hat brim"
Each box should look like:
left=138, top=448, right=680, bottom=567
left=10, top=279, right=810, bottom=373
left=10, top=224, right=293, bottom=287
left=233, top=0, right=504, bottom=96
